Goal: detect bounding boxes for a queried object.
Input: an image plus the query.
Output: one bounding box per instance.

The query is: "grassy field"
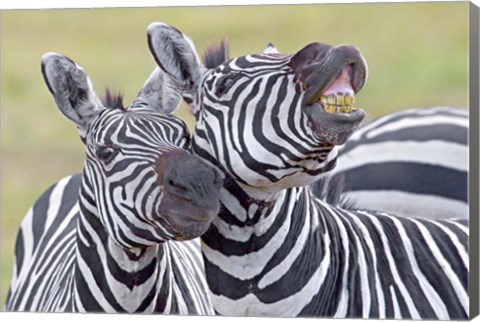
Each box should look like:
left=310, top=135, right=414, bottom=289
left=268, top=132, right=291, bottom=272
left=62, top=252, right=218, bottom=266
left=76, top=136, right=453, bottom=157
left=0, top=3, right=469, bottom=306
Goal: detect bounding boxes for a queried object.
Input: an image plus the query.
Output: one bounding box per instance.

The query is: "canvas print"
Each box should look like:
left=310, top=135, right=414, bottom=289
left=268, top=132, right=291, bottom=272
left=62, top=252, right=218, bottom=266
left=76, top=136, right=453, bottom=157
left=0, top=2, right=476, bottom=319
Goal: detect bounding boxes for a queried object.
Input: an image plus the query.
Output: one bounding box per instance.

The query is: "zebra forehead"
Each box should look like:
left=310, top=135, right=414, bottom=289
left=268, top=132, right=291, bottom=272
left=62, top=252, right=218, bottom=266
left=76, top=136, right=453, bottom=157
left=88, top=108, right=189, bottom=143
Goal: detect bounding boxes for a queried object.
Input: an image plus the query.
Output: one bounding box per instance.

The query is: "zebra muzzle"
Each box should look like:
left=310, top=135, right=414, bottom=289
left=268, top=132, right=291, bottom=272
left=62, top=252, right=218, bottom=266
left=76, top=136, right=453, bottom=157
left=154, top=150, right=222, bottom=240
left=292, top=45, right=368, bottom=145
left=302, top=66, right=366, bottom=146
left=311, top=64, right=359, bottom=115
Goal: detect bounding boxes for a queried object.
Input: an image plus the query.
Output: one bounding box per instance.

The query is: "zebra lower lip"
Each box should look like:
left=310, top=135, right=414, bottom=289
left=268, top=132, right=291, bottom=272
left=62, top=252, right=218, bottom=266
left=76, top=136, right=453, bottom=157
left=168, top=214, right=215, bottom=239
left=303, top=102, right=366, bottom=145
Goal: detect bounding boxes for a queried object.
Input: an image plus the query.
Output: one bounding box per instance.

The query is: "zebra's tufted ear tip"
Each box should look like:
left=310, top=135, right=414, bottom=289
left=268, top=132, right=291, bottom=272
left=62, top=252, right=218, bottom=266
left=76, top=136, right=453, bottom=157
left=146, top=20, right=204, bottom=111
left=41, top=52, right=78, bottom=70
left=134, top=67, right=182, bottom=115
left=40, top=52, right=102, bottom=135
left=147, top=21, right=184, bottom=49
left=41, top=52, right=76, bottom=96
left=41, top=52, right=62, bottom=63
left=147, top=22, right=171, bottom=34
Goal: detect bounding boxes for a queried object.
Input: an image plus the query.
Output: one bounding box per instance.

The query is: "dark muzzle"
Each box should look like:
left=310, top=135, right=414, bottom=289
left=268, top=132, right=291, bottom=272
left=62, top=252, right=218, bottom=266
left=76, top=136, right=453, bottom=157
left=290, top=42, right=368, bottom=146
left=155, top=150, right=223, bottom=239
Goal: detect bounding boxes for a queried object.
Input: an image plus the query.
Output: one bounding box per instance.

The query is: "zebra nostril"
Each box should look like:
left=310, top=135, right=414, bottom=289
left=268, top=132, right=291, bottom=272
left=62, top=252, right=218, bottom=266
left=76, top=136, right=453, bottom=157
left=166, top=178, right=190, bottom=195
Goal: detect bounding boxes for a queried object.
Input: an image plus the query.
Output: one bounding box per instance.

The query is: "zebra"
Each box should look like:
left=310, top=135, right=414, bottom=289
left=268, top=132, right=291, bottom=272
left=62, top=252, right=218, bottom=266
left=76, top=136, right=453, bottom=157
left=147, top=22, right=469, bottom=319
left=263, top=44, right=469, bottom=220
left=5, top=52, right=222, bottom=313
left=311, top=106, right=469, bottom=220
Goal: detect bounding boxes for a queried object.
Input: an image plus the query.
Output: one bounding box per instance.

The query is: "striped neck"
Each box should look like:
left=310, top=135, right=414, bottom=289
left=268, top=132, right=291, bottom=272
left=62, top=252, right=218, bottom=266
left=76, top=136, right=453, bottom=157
left=72, top=177, right=170, bottom=313
left=202, top=183, right=346, bottom=316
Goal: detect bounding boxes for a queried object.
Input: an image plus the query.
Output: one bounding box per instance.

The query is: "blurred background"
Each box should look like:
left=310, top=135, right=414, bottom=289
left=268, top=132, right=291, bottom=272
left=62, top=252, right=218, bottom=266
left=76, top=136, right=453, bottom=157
left=0, top=2, right=469, bottom=305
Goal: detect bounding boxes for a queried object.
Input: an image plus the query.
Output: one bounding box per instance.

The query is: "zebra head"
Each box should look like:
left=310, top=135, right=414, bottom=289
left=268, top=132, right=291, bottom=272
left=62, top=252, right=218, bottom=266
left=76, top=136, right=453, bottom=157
left=40, top=53, right=222, bottom=247
left=147, top=23, right=368, bottom=193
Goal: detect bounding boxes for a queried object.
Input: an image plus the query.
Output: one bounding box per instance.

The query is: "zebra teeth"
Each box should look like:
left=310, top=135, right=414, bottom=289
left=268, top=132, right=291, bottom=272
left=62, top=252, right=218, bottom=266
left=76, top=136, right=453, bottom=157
left=319, top=94, right=355, bottom=114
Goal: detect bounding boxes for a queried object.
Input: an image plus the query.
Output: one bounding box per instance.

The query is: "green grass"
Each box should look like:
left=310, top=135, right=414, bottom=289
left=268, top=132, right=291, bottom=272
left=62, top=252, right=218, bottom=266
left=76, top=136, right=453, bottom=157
left=0, top=2, right=469, bottom=307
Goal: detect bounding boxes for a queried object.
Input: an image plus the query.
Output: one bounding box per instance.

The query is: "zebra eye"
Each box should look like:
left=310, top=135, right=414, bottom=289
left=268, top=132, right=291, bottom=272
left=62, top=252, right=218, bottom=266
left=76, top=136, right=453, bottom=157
left=215, top=74, right=238, bottom=96
left=96, top=145, right=118, bottom=163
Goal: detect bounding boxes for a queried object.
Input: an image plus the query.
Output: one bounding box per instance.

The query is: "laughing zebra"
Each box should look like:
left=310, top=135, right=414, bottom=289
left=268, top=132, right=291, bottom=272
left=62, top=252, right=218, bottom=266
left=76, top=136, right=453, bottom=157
left=263, top=44, right=469, bottom=219
left=5, top=53, right=222, bottom=313
left=147, top=22, right=469, bottom=319
left=311, top=106, right=469, bottom=220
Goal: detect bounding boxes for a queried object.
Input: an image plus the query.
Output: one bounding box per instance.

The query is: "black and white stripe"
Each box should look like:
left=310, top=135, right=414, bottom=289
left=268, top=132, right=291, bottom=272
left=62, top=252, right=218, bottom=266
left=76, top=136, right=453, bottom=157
left=5, top=53, right=220, bottom=314
left=148, top=22, right=469, bottom=319
left=311, top=106, right=468, bottom=219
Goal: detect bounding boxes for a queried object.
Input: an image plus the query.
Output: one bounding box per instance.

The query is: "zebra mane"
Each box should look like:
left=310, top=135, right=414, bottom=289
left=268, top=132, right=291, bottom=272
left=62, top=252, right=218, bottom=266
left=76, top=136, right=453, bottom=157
left=203, top=39, right=229, bottom=69
left=310, top=174, right=358, bottom=210
left=101, top=88, right=125, bottom=110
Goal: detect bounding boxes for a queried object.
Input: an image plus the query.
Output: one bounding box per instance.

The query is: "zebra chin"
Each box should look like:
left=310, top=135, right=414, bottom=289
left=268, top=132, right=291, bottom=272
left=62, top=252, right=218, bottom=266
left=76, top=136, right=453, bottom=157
left=303, top=103, right=366, bottom=146
left=156, top=192, right=220, bottom=241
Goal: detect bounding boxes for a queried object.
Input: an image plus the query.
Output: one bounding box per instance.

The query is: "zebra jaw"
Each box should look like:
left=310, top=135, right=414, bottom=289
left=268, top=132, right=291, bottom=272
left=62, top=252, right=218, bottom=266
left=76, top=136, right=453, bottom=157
left=303, top=93, right=366, bottom=145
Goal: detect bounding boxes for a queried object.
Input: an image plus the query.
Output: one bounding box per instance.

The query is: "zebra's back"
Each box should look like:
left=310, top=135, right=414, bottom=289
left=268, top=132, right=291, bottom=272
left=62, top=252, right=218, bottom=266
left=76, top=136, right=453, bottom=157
left=313, top=107, right=468, bottom=219
left=6, top=173, right=214, bottom=314
left=6, top=174, right=81, bottom=311
left=320, top=202, right=469, bottom=319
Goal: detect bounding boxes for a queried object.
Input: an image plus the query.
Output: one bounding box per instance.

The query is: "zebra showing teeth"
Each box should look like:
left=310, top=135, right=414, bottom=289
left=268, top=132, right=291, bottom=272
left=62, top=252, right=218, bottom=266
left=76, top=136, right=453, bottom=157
left=147, top=22, right=468, bottom=319
left=320, top=94, right=355, bottom=114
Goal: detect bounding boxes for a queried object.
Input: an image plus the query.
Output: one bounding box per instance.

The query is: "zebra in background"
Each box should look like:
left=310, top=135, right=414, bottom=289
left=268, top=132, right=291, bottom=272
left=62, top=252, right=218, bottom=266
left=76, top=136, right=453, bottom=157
left=5, top=52, right=222, bottom=313
left=147, top=22, right=469, bottom=319
left=311, top=106, right=469, bottom=220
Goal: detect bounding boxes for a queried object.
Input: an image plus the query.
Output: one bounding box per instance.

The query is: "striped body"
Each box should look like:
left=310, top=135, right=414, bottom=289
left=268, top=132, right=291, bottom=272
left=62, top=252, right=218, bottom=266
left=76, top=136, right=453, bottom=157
left=312, top=106, right=468, bottom=219
left=7, top=174, right=211, bottom=313
left=202, top=183, right=468, bottom=318
left=147, top=22, right=470, bottom=319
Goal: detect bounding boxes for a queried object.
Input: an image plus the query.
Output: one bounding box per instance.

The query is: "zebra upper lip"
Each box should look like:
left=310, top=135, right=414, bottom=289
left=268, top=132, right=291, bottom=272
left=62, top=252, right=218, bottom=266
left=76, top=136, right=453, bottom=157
left=294, top=44, right=367, bottom=116
left=300, top=59, right=366, bottom=145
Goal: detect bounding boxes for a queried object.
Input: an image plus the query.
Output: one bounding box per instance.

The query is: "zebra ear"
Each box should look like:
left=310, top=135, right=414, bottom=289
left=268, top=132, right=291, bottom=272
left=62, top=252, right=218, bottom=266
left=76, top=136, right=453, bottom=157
left=133, top=67, right=182, bottom=114
left=263, top=43, right=280, bottom=55
left=147, top=22, right=205, bottom=99
left=41, top=52, right=102, bottom=136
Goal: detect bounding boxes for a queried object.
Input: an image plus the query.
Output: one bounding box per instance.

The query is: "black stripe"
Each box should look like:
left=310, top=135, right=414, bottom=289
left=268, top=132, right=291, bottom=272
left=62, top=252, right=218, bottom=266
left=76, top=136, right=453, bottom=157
left=170, top=257, right=196, bottom=313
left=31, top=182, right=57, bottom=252
left=375, top=215, right=437, bottom=319
left=58, top=174, right=82, bottom=216
left=402, top=218, right=467, bottom=318
left=337, top=162, right=467, bottom=202
left=252, top=75, right=301, bottom=163
left=154, top=248, right=170, bottom=312
left=13, top=230, right=25, bottom=281
left=134, top=284, right=158, bottom=312
left=234, top=78, right=283, bottom=182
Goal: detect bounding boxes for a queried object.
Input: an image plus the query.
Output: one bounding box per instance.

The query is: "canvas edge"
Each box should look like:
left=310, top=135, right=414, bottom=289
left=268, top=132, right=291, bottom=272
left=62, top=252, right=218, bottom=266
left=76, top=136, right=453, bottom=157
left=469, top=1, right=480, bottom=320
